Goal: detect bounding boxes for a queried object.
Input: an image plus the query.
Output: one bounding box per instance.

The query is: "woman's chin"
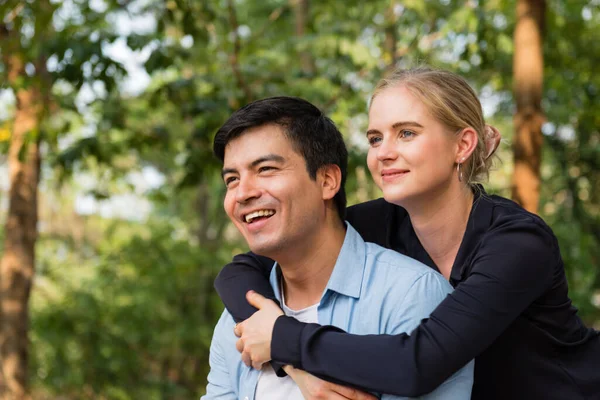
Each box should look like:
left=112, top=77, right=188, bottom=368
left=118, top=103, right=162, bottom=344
left=382, top=187, right=427, bottom=209
left=382, top=191, right=408, bottom=207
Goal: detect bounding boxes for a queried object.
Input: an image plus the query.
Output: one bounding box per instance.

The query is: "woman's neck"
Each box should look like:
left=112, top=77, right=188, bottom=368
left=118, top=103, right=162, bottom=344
left=405, top=184, right=474, bottom=279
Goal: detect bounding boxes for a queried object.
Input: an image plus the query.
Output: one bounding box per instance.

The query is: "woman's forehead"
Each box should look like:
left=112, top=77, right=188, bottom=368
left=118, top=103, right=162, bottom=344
left=369, top=86, right=433, bottom=126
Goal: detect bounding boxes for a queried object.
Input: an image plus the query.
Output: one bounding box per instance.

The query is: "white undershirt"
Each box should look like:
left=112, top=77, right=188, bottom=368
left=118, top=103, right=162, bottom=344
left=255, top=286, right=319, bottom=400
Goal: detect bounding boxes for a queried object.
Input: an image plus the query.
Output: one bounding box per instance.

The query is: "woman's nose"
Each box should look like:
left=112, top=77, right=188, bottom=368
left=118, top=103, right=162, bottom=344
left=376, top=137, right=398, bottom=162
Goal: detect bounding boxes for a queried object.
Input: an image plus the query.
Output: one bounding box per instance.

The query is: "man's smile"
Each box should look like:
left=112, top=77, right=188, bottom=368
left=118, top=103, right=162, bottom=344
left=243, top=209, right=276, bottom=224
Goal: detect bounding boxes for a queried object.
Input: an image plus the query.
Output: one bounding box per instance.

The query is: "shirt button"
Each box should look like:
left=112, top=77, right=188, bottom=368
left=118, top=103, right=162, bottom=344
left=244, top=397, right=249, bottom=400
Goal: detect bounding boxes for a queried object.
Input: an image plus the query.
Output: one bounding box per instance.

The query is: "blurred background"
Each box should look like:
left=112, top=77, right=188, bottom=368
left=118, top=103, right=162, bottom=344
left=0, top=0, right=598, bottom=398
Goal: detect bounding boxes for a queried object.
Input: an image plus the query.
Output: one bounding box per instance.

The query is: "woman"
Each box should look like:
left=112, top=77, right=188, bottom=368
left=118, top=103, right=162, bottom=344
left=216, top=67, right=600, bottom=399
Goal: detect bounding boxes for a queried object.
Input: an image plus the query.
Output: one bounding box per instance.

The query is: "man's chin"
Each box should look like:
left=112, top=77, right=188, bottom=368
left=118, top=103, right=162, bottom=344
left=248, top=243, right=274, bottom=258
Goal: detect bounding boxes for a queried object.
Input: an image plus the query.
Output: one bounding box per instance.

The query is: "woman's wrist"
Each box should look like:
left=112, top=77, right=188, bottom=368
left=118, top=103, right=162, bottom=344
left=271, top=315, right=305, bottom=367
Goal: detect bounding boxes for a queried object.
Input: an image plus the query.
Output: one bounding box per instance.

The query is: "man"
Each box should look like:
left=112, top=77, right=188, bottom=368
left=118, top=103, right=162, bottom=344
left=203, top=96, right=473, bottom=399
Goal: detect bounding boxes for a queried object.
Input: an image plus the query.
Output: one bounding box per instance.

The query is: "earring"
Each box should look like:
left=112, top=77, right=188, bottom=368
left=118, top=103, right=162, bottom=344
left=457, top=158, right=464, bottom=182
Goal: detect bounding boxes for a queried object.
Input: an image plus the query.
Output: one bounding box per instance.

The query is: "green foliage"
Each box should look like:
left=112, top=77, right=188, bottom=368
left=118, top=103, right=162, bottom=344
left=538, top=1, right=600, bottom=324
left=31, top=215, right=232, bottom=399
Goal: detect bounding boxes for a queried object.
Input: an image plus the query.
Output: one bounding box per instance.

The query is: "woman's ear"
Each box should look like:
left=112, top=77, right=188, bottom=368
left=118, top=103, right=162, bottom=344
left=319, top=164, right=342, bottom=201
left=456, top=127, right=479, bottom=163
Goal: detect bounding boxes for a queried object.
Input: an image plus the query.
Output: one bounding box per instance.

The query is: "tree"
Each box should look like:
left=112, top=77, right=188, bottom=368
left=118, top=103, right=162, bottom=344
left=0, top=1, right=126, bottom=396
left=512, top=0, right=546, bottom=213
left=0, top=3, right=51, bottom=396
left=292, top=0, right=315, bottom=75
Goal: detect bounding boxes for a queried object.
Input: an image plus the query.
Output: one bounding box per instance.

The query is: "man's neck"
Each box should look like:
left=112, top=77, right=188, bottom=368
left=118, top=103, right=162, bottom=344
left=276, top=218, right=346, bottom=310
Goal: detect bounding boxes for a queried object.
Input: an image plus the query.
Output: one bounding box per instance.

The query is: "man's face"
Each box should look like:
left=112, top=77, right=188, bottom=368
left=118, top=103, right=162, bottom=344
left=222, top=124, right=326, bottom=259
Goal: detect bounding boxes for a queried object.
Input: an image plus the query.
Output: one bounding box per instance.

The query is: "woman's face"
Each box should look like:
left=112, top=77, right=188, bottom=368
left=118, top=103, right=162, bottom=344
left=366, top=85, right=460, bottom=208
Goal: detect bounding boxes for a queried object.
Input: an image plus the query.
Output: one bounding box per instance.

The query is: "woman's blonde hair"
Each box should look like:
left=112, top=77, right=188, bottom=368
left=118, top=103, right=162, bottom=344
left=371, top=66, right=497, bottom=185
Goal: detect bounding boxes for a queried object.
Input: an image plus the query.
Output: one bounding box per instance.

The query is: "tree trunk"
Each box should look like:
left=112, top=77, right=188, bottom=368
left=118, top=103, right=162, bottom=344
left=292, top=0, right=315, bottom=75
left=384, top=2, right=399, bottom=73
left=0, top=40, right=43, bottom=400
left=511, top=0, right=546, bottom=213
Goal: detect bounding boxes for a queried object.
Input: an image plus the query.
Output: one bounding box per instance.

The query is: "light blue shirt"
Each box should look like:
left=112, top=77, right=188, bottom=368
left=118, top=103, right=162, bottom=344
left=202, top=223, right=474, bottom=400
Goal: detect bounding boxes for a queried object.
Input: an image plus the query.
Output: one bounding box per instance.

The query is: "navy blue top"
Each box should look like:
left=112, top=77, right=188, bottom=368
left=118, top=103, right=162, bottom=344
left=214, top=189, right=600, bottom=400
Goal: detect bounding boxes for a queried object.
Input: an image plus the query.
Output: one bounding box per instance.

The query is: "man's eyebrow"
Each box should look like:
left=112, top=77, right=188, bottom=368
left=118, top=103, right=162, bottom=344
left=366, top=121, right=424, bottom=136
left=250, top=154, right=285, bottom=168
left=221, top=154, right=285, bottom=178
left=221, top=167, right=236, bottom=178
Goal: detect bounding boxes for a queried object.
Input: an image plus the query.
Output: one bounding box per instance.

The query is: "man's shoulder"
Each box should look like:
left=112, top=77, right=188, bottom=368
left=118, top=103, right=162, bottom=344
left=363, top=242, right=451, bottom=293
left=364, top=241, right=435, bottom=276
left=354, top=242, right=452, bottom=336
left=211, top=309, right=239, bottom=352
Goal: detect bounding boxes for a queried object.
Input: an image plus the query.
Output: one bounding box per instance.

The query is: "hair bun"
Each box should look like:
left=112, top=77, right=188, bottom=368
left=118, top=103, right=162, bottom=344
left=484, top=125, right=501, bottom=160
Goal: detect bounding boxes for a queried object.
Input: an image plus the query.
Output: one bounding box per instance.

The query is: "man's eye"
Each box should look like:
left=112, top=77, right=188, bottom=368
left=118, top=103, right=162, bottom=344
left=258, top=166, right=275, bottom=173
left=224, top=176, right=238, bottom=187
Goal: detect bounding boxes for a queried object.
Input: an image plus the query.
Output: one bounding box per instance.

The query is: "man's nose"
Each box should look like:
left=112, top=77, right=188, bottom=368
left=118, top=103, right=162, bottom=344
left=235, top=176, right=261, bottom=203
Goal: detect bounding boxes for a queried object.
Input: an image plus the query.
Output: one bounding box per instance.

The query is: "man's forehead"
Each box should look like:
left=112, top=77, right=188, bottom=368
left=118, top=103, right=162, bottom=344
left=223, top=141, right=289, bottom=174
left=223, top=125, right=297, bottom=163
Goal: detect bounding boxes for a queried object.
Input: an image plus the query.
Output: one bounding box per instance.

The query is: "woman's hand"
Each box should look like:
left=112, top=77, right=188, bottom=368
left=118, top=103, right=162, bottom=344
left=285, top=366, right=378, bottom=400
left=234, top=291, right=284, bottom=369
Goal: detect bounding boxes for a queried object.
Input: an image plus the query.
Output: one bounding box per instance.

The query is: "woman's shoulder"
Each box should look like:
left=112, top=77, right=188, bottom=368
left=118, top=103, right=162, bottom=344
left=346, top=198, right=409, bottom=245
left=458, top=193, right=563, bottom=302
left=346, top=198, right=407, bottom=221
left=477, top=192, right=559, bottom=253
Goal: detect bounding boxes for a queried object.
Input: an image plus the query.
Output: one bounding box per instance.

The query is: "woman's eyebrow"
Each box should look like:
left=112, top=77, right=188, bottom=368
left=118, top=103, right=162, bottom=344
left=392, top=121, right=424, bottom=129
left=367, top=121, right=424, bottom=136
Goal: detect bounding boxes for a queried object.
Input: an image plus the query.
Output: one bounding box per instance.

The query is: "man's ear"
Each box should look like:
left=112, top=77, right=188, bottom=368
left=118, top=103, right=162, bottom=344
left=319, top=164, right=342, bottom=201
left=456, top=127, right=478, bottom=163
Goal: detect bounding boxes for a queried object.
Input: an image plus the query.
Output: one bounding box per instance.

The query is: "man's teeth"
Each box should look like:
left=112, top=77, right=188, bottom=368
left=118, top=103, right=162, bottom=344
left=245, top=210, right=275, bottom=223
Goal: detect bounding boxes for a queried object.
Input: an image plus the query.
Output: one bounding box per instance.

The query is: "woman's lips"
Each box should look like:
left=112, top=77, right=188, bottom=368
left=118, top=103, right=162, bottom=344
left=381, top=169, right=409, bottom=182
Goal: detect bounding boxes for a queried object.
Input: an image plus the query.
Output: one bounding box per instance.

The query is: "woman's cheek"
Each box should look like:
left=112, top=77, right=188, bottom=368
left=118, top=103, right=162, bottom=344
left=366, top=152, right=381, bottom=188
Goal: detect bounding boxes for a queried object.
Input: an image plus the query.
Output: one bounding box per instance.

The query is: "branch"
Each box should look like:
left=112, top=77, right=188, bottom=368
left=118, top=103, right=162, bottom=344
left=250, top=5, right=289, bottom=42
left=3, top=3, right=24, bottom=25
left=226, top=0, right=253, bottom=103
left=0, top=3, right=23, bottom=44
left=384, top=2, right=399, bottom=71
left=322, top=68, right=369, bottom=113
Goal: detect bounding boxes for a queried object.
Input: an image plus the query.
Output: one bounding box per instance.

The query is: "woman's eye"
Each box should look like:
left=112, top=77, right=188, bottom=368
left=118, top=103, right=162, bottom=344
left=368, top=136, right=382, bottom=146
left=400, top=130, right=415, bottom=139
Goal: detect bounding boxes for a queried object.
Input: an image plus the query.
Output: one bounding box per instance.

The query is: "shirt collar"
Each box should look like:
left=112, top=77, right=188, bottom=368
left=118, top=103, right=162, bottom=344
left=269, top=222, right=366, bottom=302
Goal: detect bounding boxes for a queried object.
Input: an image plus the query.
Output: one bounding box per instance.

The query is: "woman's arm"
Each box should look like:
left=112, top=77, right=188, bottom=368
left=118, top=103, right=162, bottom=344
left=265, top=221, right=557, bottom=396
left=214, top=252, right=276, bottom=323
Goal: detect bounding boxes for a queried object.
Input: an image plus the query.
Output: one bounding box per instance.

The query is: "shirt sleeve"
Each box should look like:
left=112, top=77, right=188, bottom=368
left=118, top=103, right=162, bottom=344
left=201, top=312, right=238, bottom=400
left=214, top=252, right=276, bottom=323
left=271, top=220, right=556, bottom=396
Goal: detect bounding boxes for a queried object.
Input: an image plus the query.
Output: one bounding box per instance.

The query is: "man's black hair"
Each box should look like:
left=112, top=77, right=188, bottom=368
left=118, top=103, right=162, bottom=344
left=214, top=96, right=347, bottom=220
